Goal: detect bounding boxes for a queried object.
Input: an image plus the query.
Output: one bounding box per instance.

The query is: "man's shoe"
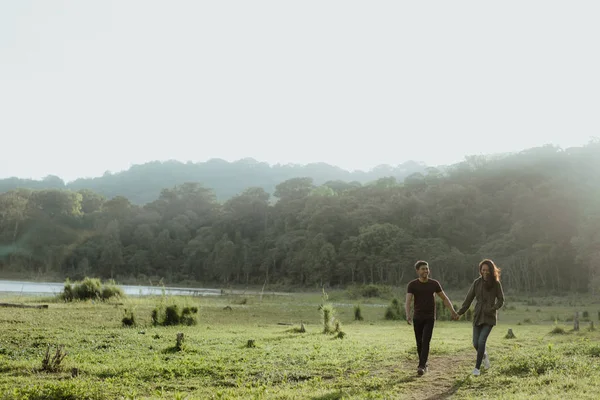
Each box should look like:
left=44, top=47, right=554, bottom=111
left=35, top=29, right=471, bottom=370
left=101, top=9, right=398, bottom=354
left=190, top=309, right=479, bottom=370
left=417, top=367, right=424, bottom=376
left=483, top=353, right=490, bottom=369
left=472, top=368, right=480, bottom=376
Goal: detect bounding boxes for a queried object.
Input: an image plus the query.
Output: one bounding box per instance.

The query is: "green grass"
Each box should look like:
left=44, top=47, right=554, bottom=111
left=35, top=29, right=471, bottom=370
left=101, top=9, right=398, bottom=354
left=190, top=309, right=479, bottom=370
left=1, top=291, right=600, bottom=399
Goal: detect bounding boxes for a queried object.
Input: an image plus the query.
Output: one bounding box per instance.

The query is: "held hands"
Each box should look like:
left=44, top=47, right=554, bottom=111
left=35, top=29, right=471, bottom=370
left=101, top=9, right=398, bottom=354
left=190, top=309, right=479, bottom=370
left=451, top=310, right=460, bottom=321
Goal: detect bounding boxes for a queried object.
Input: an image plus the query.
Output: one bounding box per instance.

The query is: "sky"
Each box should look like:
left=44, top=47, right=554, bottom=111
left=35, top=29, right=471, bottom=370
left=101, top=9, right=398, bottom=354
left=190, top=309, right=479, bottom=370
left=1, top=1, right=599, bottom=182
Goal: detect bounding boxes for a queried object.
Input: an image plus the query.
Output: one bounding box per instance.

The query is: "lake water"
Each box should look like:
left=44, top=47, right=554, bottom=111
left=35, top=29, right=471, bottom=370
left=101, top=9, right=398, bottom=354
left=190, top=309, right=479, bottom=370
left=0, top=280, right=222, bottom=297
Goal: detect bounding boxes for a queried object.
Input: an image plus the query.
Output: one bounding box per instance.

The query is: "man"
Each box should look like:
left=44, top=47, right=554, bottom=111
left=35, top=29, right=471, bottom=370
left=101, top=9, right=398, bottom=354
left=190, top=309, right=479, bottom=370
left=405, top=260, right=458, bottom=376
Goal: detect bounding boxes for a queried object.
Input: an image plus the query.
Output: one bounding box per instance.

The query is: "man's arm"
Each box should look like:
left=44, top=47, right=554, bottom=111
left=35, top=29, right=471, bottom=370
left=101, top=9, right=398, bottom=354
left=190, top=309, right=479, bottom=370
left=436, top=290, right=458, bottom=320
left=405, top=293, right=414, bottom=325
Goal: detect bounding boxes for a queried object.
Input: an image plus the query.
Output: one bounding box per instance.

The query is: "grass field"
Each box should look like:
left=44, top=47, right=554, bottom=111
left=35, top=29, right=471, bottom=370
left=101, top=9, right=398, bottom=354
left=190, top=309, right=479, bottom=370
left=1, top=288, right=600, bottom=399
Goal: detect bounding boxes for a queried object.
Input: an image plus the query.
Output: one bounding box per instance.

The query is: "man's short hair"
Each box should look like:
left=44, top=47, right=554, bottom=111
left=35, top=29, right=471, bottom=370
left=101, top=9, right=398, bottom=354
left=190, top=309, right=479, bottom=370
left=414, top=260, right=429, bottom=270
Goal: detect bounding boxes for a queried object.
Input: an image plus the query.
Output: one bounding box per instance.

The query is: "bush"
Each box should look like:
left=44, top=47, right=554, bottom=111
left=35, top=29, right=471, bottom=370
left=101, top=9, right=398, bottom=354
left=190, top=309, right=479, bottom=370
left=60, top=277, right=124, bottom=302
left=361, top=285, right=381, bottom=298
left=384, top=298, right=405, bottom=320
left=152, top=304, right=198, bottom=326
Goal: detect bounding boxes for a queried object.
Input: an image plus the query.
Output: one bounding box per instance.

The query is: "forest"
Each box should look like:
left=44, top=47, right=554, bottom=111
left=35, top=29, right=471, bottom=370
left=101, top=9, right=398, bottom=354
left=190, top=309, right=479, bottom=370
left=1, top=142, right=599, bottom=293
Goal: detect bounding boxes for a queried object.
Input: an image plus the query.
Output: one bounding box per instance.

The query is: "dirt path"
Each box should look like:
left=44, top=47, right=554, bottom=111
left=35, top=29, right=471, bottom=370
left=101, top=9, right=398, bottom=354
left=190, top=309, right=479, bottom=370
left=399, top=352, right=473, bottom=400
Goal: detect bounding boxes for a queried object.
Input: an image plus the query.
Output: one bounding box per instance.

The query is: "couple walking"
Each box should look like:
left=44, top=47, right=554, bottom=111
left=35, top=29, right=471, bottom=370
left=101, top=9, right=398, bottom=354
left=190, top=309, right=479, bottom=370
left=405, top=259, right=505, bottom=377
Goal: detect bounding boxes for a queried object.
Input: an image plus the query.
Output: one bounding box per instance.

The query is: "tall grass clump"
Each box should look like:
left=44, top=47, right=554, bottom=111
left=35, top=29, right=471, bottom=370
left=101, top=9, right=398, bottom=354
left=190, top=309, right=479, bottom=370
left=384, top=298, right=406, bottom=320
left=60, top=277, right=124, bottom=301
left=318, top=288, right=343, bottom=335
left=354, top=304, right=364, bottom=321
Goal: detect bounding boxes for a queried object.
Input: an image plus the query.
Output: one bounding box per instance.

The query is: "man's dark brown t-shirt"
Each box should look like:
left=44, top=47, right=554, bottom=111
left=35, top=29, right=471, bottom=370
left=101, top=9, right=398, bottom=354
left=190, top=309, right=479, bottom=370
left=407, top=279, right=443, bottom=320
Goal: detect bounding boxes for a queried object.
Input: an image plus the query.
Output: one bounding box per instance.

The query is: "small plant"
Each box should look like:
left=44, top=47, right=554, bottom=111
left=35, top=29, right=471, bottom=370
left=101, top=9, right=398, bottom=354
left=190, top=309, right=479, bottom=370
left=320, top=303, right=335, bottom=333
left=354, top=305, right=364, bottom=321
left=550, top=326, right=567, bottom=335
left=334, top=320, right=342, bottom=333
left=122, top=308, right=136, bottom=327
left=41, top=345, right=67, bottom=373
left=175, top=333, right=184, bottom=351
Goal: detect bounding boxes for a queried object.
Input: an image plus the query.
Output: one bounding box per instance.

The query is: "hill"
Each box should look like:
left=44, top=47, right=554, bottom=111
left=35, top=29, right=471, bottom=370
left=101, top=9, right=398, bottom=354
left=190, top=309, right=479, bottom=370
left=0, top=158, right=428, bottom=203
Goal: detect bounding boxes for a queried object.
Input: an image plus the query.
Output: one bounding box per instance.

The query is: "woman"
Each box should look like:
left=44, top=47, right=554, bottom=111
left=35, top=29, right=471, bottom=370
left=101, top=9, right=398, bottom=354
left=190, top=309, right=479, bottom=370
left=456, top=259, right=505, bottom=376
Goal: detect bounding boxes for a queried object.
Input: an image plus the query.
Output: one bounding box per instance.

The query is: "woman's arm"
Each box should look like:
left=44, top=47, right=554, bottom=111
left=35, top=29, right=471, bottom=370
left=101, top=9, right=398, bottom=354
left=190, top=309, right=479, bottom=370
left=492, top=281, right=505, bottom=311
left=456, top=281, right=476, bottom=315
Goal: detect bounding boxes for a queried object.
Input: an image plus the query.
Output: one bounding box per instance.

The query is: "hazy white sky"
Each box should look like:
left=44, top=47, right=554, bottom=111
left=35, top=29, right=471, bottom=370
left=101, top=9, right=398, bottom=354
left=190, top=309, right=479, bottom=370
left=1, top=1, right=599, bottom=182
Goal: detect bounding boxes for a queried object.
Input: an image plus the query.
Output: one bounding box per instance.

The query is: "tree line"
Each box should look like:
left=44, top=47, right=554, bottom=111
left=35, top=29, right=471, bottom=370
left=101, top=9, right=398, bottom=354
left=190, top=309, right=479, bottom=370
left=1, top=143, right=599, bottom=293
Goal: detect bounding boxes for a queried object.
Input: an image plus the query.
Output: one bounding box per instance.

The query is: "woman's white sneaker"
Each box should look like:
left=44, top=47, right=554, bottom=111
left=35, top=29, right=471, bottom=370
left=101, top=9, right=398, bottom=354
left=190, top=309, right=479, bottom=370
left=483, top=353, right=490, bottom=369
left=472, top=368, right=481, bottom=376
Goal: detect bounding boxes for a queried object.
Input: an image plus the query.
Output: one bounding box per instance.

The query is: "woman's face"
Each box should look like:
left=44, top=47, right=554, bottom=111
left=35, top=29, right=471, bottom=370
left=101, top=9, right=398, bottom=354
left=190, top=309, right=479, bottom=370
left=481, top=264, right=491, bottom=280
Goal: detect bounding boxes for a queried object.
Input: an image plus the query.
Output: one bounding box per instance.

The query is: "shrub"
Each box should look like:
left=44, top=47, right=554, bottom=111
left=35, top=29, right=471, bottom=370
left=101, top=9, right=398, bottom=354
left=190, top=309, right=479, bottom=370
left=384, top=298, right=405, bottom=320
left=361, top=285, right=381, bottom=298
left=346, top=284, right=394, bottom=299
left=152, top=304, right=198, bottom=326
left=354, top=305, right=364, bottom=321
left=60, top=277, right=124, bottom=302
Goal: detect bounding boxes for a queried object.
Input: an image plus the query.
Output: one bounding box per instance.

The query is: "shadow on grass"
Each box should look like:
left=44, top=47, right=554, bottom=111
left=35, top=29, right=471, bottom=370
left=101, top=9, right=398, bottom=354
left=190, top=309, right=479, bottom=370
left=425, top=374, right=469, bottom=400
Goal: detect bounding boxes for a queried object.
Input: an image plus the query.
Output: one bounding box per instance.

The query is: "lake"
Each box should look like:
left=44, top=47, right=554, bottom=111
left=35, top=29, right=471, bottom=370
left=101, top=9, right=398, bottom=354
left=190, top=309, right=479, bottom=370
left=0, top=279, right=222, bottom=297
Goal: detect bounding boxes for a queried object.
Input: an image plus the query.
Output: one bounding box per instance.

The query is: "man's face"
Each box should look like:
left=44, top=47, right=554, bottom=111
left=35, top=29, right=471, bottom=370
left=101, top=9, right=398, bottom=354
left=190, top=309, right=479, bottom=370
left=417, top=265, right=430, bottom=279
